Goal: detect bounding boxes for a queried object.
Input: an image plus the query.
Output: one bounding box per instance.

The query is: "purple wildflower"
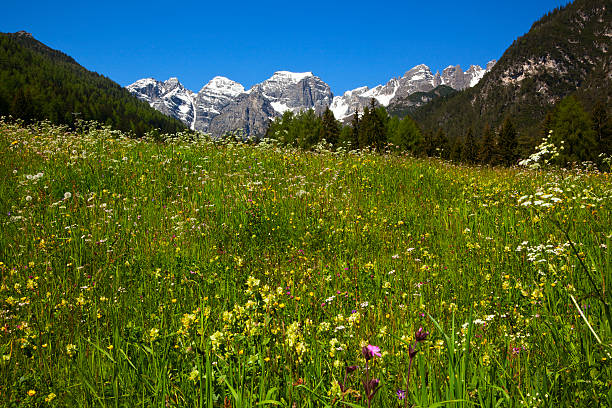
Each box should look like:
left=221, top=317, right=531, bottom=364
left=415, top=327, right=429, bottom=342
left=396, top=389, right=406, bottom=401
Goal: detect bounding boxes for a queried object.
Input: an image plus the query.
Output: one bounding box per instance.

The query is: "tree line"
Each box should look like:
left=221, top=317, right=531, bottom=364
left=266, top=100, right=424, bottom=154
left=265, top=96, right=611, bottom=168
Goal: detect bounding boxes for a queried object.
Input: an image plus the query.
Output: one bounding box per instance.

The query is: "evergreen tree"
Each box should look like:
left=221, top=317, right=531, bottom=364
left=478, top=124, right=497, bottom=164
left=295, top=109, right=322, bottom=149
left=369, top=100, right=388, bottom=149
left=591, top=100, right=611, bottom=155
left=349, top=109, right=360, bottom=149
left=550, top=96, right=597, bottom=164
left=432, top=128, right=450, bottom=159
left=265, top=111, right=295, bottom=145
left=421, top=130, right=435, bottom=156
left=357, top=106, right=371, bottom=149
left=498, top=118, right=519, bottom=166
left=338, top=125, right=355, bottom=150
left=449, top=137, right=463, bottom=162
left=389, top=115, right=421, bottom=153
left=540, top=111, right=554, bottom=139
left=386, top=116, right=400, bottom=149
left=320, top=107, right=340, bottom=146
left=461, top=127, right=478, bottom=163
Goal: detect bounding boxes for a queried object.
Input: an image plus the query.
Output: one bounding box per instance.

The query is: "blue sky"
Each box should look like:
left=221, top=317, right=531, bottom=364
left=3, top=0, right=569, bottom=95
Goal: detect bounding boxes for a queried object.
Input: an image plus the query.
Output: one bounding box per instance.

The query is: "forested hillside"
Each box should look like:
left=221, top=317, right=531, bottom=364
left=0, top=31, right=186, bottom=136
left=410, top=0, right=611, bottom=154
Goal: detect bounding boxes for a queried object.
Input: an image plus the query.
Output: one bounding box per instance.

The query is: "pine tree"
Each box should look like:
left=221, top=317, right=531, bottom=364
left=421, top=131, right=435, bottom=156
left=295, top=109, right=322, bottom=150
left=478, top=124, right=496, bottom=164
left=265, top=111, right=295, bottom=145
left=498, top=118, right=519, bottom=166
left=320, top=107, right=340, bottom=147
left=591, top=100, right=611, bottom=155
left=338, top=125, right=354, bottom=150
left=357, top=106, right=371, bottom=149
left=349, top=109, right=360, bottom=149
left=432, top=129, right=450, bottom=159
left=386, top=116, right=400, bottom=149
left=449, top=137, right=463, bottom=162
left=540, top=111, right=554, bottom=139
left=369, top=100, right=387, bottom=150
left=390, top=115, right=421, bottom=153
left=550, top=96, right=597, bottom=164
left=461, top=127, right=478, bottom=163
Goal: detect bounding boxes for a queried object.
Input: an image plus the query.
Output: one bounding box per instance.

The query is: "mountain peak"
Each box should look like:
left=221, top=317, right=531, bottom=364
left=14, top=31, right=34, bottom=39
left=201, top=76, right=245, bottom=96
left=271, top=71, right=314, bottom=82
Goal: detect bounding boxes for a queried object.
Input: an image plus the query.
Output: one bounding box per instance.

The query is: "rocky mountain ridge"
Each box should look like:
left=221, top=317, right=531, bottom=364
left=127, top=61, right=495, bottom=137
left=329, top=61, right=496, bottom=120
left=411, top=0, right=611, bottom=143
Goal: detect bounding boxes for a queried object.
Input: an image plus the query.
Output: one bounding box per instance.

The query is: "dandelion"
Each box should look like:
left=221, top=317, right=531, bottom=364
left=27, top=390, right=36, bottom=397
left=64, top=191, right=72, bottom=200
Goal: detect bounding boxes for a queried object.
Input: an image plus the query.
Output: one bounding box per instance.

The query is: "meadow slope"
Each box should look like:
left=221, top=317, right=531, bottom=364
left=0, top=120, right=610, bottom=407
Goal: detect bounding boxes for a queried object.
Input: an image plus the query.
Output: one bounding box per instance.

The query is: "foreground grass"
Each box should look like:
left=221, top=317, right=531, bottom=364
left=0, top=120, right=610, bottom=407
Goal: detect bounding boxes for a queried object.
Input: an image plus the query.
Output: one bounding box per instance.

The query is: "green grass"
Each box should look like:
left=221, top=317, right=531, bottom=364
left=0, top=120, right=610, bottom=407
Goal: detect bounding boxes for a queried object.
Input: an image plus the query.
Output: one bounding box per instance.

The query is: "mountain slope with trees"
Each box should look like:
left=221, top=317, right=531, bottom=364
left=0, top=31, right=186, bottom=136
left=411, top=0, right=611, bottom=153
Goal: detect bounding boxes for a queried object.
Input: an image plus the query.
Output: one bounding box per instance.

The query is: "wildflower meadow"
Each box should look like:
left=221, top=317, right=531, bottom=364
left=0, top=120, right=610, bottom=407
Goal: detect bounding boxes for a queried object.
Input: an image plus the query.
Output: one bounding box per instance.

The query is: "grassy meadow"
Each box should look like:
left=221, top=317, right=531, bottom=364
left=0, top=120, right=610, bottom=407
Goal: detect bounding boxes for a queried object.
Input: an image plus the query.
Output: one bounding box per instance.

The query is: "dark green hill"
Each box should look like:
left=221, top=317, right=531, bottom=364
left=411, top=0, right=611, bottom=148
left=0, top=31, right=186, bottom=136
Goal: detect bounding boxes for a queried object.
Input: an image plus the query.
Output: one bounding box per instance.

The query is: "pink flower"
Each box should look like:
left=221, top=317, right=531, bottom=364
left=362, top=344, right=381, bottom=360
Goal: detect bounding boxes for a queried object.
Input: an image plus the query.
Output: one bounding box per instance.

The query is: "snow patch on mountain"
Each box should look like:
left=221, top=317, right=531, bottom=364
left=250, top=71, right=332, bottom=115
left=201, top=76, right=245, bottom=96
left=271, top=101, right=291, bottom=114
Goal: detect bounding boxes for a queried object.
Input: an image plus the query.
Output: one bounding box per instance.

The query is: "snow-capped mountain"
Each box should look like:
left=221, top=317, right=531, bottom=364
left=127, top=71, right=331, bottom=135
left=127, top=76, right=244, bottom=132
left=330, top=61, right=496, bottom=121
left=127, top=77, right=197, bottom=127
left=193, top=76, right=245, bottom=131
left=250, top=71, right=333, bottom=115
left=126, top=61, right=495, bottom=136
